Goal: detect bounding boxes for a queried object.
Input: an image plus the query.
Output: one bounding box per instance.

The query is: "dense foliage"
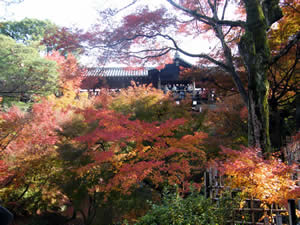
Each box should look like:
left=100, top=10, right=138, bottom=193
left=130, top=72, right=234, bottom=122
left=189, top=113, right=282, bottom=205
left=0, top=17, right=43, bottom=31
left=218, top=146, right=300, bottom=207
left=0, top=34, right=59, bottom=108
left=80, top=0, right=298, bottom=153
left=0, top=65, right=209, bottom=224
left=135, top=189, right=241, bottom=225
left=0, top=1, right=298, bottom=224
left=0, top=18, right=56, bottom=44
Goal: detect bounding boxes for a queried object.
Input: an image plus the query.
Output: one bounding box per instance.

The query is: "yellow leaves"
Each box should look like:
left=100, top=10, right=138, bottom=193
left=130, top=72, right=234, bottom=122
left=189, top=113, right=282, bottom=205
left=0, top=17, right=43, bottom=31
left=47, top=90, right=92, bottom=110
left=296, top=209, right=300, bottom=218
left=41, top=188, right=69, bottom=207
left=110, top=82, right=171, bottom=121
left=239, top=200, right=246, bottom=209
left=111, top=150, right=138, bottom=169
left=221, top=147, right=299, bottom=206
left=269, top=0, right=300, bottom=54
left=142, top=146, right=151, bottom=152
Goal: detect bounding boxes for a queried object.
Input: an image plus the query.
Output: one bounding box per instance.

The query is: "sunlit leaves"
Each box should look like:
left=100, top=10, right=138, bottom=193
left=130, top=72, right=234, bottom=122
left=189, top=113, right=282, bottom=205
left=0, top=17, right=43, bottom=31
left=46, top=51, right=91, bottom=110
left=219, top=146, right=300, bottom=206
left=0, top=52, right=91, bottom=215
left=71, top=84, right=207, bottom=195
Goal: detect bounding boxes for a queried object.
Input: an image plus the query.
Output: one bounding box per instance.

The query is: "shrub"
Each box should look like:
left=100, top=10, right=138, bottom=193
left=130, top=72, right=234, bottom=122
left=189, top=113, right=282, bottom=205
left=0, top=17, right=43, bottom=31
left=135, top=189, right=239, bottom=225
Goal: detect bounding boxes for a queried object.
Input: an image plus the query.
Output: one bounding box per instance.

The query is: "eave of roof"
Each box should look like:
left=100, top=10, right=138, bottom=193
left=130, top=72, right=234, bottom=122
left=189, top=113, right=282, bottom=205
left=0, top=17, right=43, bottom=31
left=86, top=67, right=154, bottom=77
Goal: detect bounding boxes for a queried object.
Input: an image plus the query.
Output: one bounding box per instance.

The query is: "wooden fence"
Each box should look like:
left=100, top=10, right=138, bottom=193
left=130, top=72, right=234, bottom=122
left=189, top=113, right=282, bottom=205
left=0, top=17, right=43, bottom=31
left=204, top=167, right=299, bottom=225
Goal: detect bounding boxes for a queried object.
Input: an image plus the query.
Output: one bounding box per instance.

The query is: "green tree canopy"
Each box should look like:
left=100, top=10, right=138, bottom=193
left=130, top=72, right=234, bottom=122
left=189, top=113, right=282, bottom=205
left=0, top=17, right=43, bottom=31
left=0, top=18, right=57, bottom=44
left=0, top=34, right=58, bottom=99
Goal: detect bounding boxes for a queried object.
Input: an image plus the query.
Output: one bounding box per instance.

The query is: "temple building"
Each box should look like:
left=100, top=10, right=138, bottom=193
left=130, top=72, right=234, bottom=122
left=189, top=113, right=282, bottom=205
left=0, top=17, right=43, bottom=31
left=80, top=54, right=215, bottom=110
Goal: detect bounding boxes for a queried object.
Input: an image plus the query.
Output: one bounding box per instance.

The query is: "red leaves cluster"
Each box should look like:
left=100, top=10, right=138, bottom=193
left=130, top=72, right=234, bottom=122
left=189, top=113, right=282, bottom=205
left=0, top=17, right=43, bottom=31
left=123, top=7, right=172, bottom=34
left=109, top=161, right=165, bottom=193
left=2, top=100, right=68, bottom=157
left=218, top=146, right=300, bottom=206
left=42, top=27, right=84, bottom=56
left=47, top=51, right=84, bottom=91
left=0, top=106, right=25, bottom=122
left=98, top=6, right=175, bottom=49
left=75, top=95, right=207, bottom=194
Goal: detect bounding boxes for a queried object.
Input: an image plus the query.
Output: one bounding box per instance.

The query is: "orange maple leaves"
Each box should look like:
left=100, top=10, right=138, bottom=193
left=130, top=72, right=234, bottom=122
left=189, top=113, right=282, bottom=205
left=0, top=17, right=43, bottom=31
left=75, top=104, right=207, bottom=194
left=218, top=146, right=300, bottom=206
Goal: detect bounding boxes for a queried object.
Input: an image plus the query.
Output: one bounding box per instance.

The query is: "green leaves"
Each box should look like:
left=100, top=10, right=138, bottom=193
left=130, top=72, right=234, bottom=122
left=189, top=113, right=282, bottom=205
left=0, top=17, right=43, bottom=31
left=0, top=18, right=57, bottom=44
left=135, top=189, right=238, bottom=225
left=0, top=34, right=59, bottom=98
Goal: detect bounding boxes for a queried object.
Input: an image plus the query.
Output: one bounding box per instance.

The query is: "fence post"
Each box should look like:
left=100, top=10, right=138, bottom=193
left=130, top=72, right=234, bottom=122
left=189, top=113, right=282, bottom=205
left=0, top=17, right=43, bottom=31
left=204, top=171, right=210, bottom=198
left=288, top=199, right=297, bottom=225
left=275, top=215, right=283, bottom=225
left=250, top=199, right=255, bottom=225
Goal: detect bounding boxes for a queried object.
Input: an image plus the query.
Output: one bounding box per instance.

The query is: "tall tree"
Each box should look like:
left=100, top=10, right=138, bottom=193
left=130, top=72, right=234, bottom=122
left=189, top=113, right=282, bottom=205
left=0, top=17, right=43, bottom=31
left=0, top=18, right=57, bottom=44
left=0, top=34, right=59, bottom=100
left=267, top=0, right=300, bottom=147
left=87, top=0, right=300, bottom=153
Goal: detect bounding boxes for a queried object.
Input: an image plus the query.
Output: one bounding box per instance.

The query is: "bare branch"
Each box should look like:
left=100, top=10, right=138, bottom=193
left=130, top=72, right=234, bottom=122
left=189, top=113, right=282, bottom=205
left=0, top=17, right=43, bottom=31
left=117, top=0, right=139, bottom=13
left=222, top=0, right=229, bottom=20
left=274, top=57, right=299, bottom=102
left=166, top=0, right=245, bottom=27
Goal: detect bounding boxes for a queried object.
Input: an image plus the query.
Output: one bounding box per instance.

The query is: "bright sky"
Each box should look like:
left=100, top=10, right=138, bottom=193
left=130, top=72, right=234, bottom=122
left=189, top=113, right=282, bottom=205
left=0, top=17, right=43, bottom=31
left=4, top=0, right=104, bottom=28
left=4, top=0, right=166, bottom=28
left=2, top=0, right=211, bottom=66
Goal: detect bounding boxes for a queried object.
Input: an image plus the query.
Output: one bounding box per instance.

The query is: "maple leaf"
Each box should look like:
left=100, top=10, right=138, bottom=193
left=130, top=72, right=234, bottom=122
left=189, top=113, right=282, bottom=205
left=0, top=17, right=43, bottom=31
left=218, top=146, right=299, bottom=206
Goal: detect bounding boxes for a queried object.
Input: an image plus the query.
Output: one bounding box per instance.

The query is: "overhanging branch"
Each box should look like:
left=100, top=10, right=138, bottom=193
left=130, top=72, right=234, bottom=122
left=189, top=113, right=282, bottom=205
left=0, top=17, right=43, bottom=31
left=166, top=0, right=245, bottom=27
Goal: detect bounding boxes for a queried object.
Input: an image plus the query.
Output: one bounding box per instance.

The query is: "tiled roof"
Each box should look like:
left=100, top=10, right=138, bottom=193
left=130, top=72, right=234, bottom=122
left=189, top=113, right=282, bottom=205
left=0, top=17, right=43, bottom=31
left=86, top=67, right=153, bottom=77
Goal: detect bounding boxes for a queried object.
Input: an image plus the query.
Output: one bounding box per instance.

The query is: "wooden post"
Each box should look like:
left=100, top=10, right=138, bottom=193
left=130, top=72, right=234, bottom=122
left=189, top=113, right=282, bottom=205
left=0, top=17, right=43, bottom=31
left=250, top=198, right=255, bottom=225
left=157, top=75, right=161, bottom=90
left=288, top=199, right=297, bottom=225
left=192, top=79, right=195, bottom=96
left=275, top=204, right=283, bottom=225
left=208, top=168, right=214, bottom=198
left=204, top=171, right=210, bottom=198
left=275, top=215, right=283, bottom=225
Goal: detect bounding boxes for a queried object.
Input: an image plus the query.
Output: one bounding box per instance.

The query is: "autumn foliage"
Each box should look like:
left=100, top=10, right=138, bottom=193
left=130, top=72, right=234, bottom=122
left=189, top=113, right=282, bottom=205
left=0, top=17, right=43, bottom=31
left=0, top=63, right=208, bottom=223
left=1, top=0, right=299, bottom=219
left=42, top=27, right=84, bottom=56
left=75, top=106, right=207, bottom=194
left=0, top=52, right=89, bottom=215
left=218, top=146, right=300, bottom=206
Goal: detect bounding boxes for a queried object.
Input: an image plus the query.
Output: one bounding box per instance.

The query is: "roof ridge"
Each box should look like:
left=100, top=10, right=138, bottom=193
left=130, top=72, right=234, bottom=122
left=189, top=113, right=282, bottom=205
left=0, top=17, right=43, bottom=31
left=87, top=66, right=154, bottom=69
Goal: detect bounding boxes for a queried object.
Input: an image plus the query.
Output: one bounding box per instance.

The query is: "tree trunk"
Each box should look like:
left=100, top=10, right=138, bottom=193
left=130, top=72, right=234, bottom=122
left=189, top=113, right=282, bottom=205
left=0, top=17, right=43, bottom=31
left=269, top=106, right=282, bottom=149
left=239, top=0, right=282, bottom=153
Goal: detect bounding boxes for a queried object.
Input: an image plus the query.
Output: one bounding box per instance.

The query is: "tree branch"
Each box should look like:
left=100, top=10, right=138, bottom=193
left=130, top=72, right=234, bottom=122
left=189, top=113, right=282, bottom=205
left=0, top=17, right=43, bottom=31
left=166, top=0, right=245, bottom=27
left=222, top=0, right=229, bottom=20
left=270, top=30, right=300, bottom=65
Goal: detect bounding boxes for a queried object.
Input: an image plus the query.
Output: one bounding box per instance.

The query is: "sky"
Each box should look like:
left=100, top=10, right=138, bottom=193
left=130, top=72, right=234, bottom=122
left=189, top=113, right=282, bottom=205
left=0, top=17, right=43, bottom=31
left=3, top=0, right=102, bottom=28
left=1, top=0, right=210, bottom=66
left=3, top=0, right=166, bottom=28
